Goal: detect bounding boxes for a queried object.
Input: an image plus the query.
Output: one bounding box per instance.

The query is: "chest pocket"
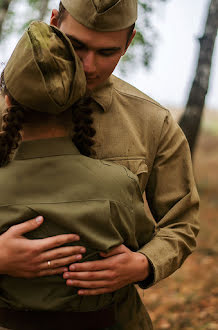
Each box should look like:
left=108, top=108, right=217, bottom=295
left=103, top=157, right=148, bottom=193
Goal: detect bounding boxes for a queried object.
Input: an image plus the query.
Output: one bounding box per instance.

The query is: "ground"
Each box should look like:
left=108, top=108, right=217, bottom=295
left=139, top=112, right=218, bottom=330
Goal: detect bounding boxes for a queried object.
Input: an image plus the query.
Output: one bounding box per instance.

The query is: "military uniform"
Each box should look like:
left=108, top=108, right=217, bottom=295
left=90, top=75, right=199, bottom=287
left=0, top=136, right=154, bottom=329
left=0, top=76, right=200, bottom=330
left=0, top=0, right=200, bottom=328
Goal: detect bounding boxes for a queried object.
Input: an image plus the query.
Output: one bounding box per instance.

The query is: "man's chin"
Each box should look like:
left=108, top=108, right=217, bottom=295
left=86, top=81, right=99, bottom=91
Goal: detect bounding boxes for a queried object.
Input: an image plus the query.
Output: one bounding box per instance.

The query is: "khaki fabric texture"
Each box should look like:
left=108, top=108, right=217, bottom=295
left=0, top=75, right=199, bottom=329
left=4, top=21, right=86, bottom=114
left=62, top=0, right=137, bottom=31
left=0, top=75, right=200, bottom=285
left=0, top=137, right=154, bottom=329
left=88, top=75, right=200, bottom=288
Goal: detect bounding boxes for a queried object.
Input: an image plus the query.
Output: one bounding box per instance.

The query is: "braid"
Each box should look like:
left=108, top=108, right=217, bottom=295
left=0, top=71, right=24, bottom=167
left=72, top=97, right=96, bottom=157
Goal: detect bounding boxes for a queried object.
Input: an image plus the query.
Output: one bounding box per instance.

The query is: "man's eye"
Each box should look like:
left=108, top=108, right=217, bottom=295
left=72, top=43, right=84, bottom=50
left=99, top=51, right=116, bottom=57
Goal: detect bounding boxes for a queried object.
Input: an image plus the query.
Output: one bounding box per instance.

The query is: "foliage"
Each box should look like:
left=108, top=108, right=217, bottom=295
left=0, top=0, right=50, bottom=41
left=120, top=0, right=167, bottom=73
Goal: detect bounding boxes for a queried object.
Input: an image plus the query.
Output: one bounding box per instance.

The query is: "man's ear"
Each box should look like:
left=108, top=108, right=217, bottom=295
left=50, top=9, right=59, bottom=27
left=5, top=95, right=12, bottom=108
left=123, top=29, right=136, bottom=55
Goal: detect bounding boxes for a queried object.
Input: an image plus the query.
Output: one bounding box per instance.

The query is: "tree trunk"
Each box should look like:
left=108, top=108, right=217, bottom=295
left=38, top=0, right=50, bottom=21
left=179, top=0, right=218, bottom=156
left=0, top=0, right=13, bottom=39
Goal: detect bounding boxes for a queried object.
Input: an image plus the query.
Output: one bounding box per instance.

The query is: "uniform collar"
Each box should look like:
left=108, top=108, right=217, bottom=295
left=90, top=75, right=113, bottom=112
left=15, top=136, right=80, bottom=160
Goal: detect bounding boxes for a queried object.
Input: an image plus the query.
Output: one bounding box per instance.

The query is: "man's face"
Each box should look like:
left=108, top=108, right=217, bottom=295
left=51, top=12, right=134, bottom=90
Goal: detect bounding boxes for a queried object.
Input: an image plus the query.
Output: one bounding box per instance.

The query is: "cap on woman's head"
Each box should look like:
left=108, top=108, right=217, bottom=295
left=4, top=21, right=86, bottom=114
left=61, top=0, right=138, bottom=31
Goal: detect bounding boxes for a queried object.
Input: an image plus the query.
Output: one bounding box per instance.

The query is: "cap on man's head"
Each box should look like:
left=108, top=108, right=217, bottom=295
left=61, top=0, right=138, bottom=31
left=4, top=21, right=86, bottom=114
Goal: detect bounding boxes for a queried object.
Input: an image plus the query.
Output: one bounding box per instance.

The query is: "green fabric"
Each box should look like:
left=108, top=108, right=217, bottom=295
left=0, top=137, right=154, bottom=328
left=0, top=74, right=200, bottom=328
left=0, top=74, right=200, bottom=290
left=62, top=0, right=137, bottom=31
left=4, top=21, right=86, bottom=114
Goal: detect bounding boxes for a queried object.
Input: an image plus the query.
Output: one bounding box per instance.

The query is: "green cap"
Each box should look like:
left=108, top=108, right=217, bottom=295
left=4, top=21, right=86, bottom=114
left=62, top=0, right=137, bottom=32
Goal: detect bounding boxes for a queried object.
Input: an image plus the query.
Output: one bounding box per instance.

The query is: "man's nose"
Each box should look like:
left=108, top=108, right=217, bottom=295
left=82, top=51, right=96, bottom=74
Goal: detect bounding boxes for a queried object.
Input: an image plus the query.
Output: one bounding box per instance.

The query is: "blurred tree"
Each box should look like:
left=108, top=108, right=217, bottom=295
left=0, top=0, right=50, bottom=41
left=120, top=0, right=167, bottom=72
left=0, top=0, right=13, bottom=39
left=38, top=0, right=50, bottom=20
left=179, top=0, right=218, bottom=156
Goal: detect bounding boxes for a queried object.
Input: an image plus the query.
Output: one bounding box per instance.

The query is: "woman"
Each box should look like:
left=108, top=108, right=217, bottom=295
left=0, top=21, right=154, bottom=330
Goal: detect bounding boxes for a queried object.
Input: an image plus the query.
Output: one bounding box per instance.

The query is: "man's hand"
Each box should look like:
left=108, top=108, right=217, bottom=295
left=63, top=244, right=150, bottom=295
left=0, top=216, right=86, bottom=278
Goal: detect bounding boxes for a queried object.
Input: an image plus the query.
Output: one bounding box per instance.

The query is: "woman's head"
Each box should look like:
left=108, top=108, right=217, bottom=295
left=4, top=21, right=86, bottom=114
left=0, top=21, right=96, bottom=166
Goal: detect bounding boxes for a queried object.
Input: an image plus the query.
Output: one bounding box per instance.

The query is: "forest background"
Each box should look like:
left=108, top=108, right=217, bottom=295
left=0, top=0, right=217, bottom=329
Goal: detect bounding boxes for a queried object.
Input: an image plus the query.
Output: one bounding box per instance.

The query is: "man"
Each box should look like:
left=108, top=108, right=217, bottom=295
left=0, top=1, right=199, bottom=329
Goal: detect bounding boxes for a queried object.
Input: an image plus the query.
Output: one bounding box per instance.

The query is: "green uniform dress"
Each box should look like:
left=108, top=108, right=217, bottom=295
left=0, top=136, right=155, bottom=329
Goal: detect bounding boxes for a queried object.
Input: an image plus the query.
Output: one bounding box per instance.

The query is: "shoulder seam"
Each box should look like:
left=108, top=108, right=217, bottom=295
left=113, top=86, right=168, bottom=112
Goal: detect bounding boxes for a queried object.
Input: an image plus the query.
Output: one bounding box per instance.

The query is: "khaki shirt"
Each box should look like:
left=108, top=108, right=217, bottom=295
left=0, top=137, right=153, bottom=329
left=89, top=75, right=199, bottom=286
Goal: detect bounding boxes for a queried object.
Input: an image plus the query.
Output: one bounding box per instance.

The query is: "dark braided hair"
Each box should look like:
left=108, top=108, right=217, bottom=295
left=72, top=96, right=96, bottom=157
left=0, top=71, right=24, bottom=167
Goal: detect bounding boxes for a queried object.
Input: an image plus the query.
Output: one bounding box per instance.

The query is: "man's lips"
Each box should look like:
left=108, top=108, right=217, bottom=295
left=86, top=76, right=97, bottom=80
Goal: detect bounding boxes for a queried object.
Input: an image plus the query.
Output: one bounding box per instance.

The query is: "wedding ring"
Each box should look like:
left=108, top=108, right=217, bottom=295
left=47, top=260, right=51, bottom=268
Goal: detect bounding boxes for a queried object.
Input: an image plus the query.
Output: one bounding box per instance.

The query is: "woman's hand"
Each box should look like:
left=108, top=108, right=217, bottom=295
left=0, top=216, right=86, bottom=278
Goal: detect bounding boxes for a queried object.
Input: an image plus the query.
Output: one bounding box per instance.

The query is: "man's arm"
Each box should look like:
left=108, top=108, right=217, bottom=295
left=137, top=111, right=199, bottom=288
left=0, top=216, right=86, bottom=278
left=63, top=112, right=199, bottom=294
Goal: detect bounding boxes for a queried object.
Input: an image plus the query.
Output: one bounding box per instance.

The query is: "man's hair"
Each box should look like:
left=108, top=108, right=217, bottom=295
left=57, top=2, right=135, bottom=48
left=57, top=2, right=68, bottom=27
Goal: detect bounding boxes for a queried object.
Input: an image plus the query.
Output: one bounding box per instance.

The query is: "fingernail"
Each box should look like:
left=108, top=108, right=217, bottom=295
left=69, top=265, right=75, bottom=271
left=73, top=235, right=80, bottom=241
left=80, top=248, right=86, bottom=253
left=76, top=255, right=82, bottom=260
left=78, top=290, right=84, bottom=295
left=36, top=216, right=43, bottom=224
left=63, top=268, right=68, bottom=272
left=63, top=273, right=69, bottom=278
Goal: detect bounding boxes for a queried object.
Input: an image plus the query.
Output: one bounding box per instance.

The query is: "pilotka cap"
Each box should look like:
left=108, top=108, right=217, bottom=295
left=61, top=0, right=138, bottom=31
left=4, top=21, right=86, bottom=114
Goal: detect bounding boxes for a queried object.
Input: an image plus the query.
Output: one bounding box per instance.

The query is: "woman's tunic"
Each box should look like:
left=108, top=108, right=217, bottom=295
left=0, top=137, right=154, bottom=316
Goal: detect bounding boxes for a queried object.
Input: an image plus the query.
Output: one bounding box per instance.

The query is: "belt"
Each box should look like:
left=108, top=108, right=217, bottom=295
left=0, top=306, right=115, bottom=330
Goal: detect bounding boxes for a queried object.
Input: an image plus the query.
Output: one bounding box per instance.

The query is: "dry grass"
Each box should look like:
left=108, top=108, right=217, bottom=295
left=139, top=111, right=218, bottom=330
